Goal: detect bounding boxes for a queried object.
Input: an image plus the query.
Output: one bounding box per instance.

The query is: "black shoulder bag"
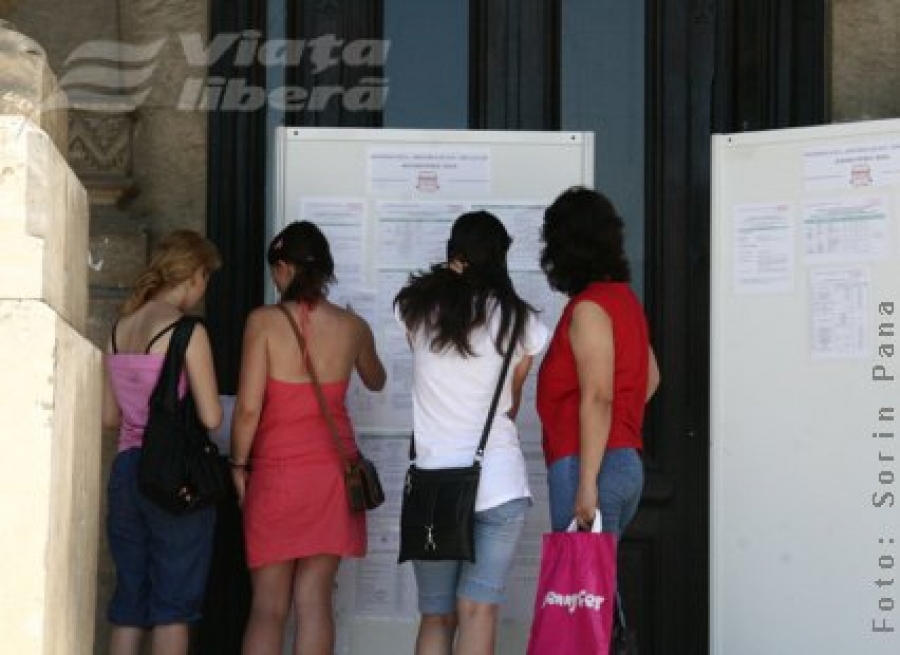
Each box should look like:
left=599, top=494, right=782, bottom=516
left=138, top=316, right=228, bottom=514
left=398, top=313, right=523, bottom=563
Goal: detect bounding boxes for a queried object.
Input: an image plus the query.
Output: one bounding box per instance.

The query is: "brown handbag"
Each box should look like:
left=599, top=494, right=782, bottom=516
left=278, top=303, right=385, bottom=512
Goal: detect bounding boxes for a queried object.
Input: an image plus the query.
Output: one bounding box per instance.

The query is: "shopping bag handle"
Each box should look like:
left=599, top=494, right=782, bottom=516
left=566, top=513, right=603, bottom=533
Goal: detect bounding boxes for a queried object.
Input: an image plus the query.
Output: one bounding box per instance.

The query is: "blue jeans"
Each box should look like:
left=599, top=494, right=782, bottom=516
left=413, top=497, right=529, bottom=614
left=106, top=448, right=216, bottom=627
left=547, top=449, right=644, bottom=536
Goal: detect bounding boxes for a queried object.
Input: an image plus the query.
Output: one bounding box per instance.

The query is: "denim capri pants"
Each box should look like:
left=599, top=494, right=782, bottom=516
left=106, top=448, right=216, bottom=627
left=413, top=497, right=529, bottom=615
left=547, top=448, right=644, bottom=536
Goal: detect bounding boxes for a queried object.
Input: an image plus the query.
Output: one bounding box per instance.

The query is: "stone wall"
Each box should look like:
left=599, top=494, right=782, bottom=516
left=120, top=0, right=209, bottom=240
left=831, top=0, right=900, bottom=121
left=0, top=303, right=101, bottom=655
left=1, top=2, right=210, bottom=649
left=5, top=0, right=210, bottom=346
left=0, top=115, right=87, bottom=331
left=0, top=44, right=100, bottom=655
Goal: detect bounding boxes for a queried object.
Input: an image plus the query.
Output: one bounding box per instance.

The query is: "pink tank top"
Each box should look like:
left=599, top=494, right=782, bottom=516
left=106, top=319, right=186, bottom=452
left=107, top=354, right=166, bottom=452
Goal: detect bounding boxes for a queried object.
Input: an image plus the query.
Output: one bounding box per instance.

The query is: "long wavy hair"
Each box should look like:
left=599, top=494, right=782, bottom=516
left=394, top=211, right=531, bottom=356
left=120, top=230, right=221, bottom=316
left=267, top=221, right=336, bottom=304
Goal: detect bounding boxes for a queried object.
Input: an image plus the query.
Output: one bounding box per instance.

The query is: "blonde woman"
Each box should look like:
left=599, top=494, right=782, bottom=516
left=102, top=230, right=223, bottom=655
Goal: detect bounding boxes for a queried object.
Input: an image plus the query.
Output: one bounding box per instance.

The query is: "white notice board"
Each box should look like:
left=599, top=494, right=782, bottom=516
left=711, top=119, right=900, bottom=654
left=273, top=127, right=593, bottom=654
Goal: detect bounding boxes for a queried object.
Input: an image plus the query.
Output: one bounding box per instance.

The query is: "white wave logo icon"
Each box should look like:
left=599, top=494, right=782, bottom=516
left=45, top=39, right=166, bottom=109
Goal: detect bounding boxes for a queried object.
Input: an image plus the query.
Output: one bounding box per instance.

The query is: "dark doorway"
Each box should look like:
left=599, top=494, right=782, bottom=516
left=639, top=1, right=825, bottom=652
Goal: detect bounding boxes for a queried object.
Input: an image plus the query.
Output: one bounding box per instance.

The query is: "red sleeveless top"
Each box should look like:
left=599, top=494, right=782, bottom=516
left=536, top=282, right=650, bottom=466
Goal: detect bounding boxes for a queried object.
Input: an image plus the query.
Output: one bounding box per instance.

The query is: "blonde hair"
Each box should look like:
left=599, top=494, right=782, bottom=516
left=120, top=230, right=222, bottom=316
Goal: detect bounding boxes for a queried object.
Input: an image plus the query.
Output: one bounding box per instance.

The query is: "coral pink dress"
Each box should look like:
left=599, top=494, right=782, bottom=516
left=243, top=377, right=366, bottom=568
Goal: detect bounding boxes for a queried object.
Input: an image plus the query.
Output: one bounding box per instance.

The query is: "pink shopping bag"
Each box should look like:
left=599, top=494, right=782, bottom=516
left=526, top=518, right=617, bottom=655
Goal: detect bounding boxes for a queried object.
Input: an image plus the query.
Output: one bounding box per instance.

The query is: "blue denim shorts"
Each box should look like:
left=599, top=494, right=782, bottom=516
left=547, top=449, right=644, bottom=536
left=106, top=448, right=216, bottom=627
left=413, top=497, right=529, bottom=614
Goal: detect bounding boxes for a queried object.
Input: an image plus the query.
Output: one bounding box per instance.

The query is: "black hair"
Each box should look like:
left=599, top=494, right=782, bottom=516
left=267, top=221, right=335, bottom=303
left=394, top=211, right=532, bottom=357
left=540, top=186, right=631, bottom=296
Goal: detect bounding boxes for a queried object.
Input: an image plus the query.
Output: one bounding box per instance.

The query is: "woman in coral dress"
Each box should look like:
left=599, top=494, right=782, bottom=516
left=230, top=221, right=386, bottom=655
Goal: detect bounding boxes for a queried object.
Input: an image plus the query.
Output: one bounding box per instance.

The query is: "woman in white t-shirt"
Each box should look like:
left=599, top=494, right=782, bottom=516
left=395, top=211, right=549, bottom=655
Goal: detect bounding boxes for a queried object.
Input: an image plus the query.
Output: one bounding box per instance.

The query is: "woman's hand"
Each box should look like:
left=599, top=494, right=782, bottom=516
left=574, top=481, right=599, bottom=530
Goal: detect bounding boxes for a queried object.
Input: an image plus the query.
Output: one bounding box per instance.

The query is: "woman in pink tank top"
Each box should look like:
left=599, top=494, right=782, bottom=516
left=230, top=221, right=385, bottom=655
left=102, top=230, right=222, bottom=655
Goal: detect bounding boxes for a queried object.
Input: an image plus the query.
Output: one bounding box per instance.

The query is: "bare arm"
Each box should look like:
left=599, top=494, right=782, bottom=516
left=231, top=311, right=267, bottom=462
left=507, top=355, right=533, bottom=420
left=647, top=345, right=660, bottom=401
left=184, top=323, right=223, bottom=431
left=570, top=302, right=615, bottom=528
left=230, top=311, right=269, bottom=504
left=354, top=317, right=386, bottom=391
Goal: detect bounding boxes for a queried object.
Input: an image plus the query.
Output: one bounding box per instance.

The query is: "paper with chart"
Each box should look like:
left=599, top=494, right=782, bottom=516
left=732, top=202, right=795, bottom=294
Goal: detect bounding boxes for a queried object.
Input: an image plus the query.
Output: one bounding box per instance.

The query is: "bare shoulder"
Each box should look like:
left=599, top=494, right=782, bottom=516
left=337, top=303, right=372, bottom=335
left=116, top=302, right=183, bottom=353
left=319, top=299, right=357, bottom=323
left=247, top=304, right=285, bottom=329
left=571, top=299, right=611, bottom=324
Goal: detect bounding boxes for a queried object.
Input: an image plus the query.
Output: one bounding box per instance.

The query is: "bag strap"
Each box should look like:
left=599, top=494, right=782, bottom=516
left=111, top=317, right=180, bottom=355
left=144, top=319, right=181, bottom=354
left=277, top=303, right=353, bottom=470
left=410, top=309, right=525, bottom=465
left=148, top=316, right=201, bottom=412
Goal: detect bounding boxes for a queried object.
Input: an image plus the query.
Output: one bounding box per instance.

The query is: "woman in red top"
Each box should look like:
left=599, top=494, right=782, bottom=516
left=536, top=187, right=660, bottom=536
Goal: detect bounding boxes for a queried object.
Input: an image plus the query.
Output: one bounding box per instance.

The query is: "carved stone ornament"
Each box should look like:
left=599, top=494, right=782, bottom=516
left=68, top=111, right=133, bottom=178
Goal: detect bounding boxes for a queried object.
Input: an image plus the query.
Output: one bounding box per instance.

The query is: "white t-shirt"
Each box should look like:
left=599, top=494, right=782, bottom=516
left=400, top=305, right=549, bottom=511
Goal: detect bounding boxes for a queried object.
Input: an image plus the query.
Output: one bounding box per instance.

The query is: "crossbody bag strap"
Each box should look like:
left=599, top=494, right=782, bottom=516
left=409, top=309, right=525, bottom=464
left=474, top=310, right=524, bottom=460
left=277, top=303, right=352, bottom=469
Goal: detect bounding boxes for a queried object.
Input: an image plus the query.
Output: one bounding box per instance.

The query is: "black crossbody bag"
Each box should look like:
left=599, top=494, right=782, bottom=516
left=398, top=313, right=523, bottom=563
left=138, top=316, right=228, bottom=514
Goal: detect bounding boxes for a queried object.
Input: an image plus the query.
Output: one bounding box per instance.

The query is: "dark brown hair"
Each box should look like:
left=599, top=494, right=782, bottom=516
left=540, top=187, right=631, bottom=295
left=394, top=211, right=531, bottom=356
left=267, top=221, right=335, bottom=303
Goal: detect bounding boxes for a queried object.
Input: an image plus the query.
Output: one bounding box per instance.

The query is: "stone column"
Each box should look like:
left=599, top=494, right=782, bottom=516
left=830, top=0, right=900, bottom=121
left=119, top=0, right=209, bottom=238
left=0, top=23, right=100, bottom=655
